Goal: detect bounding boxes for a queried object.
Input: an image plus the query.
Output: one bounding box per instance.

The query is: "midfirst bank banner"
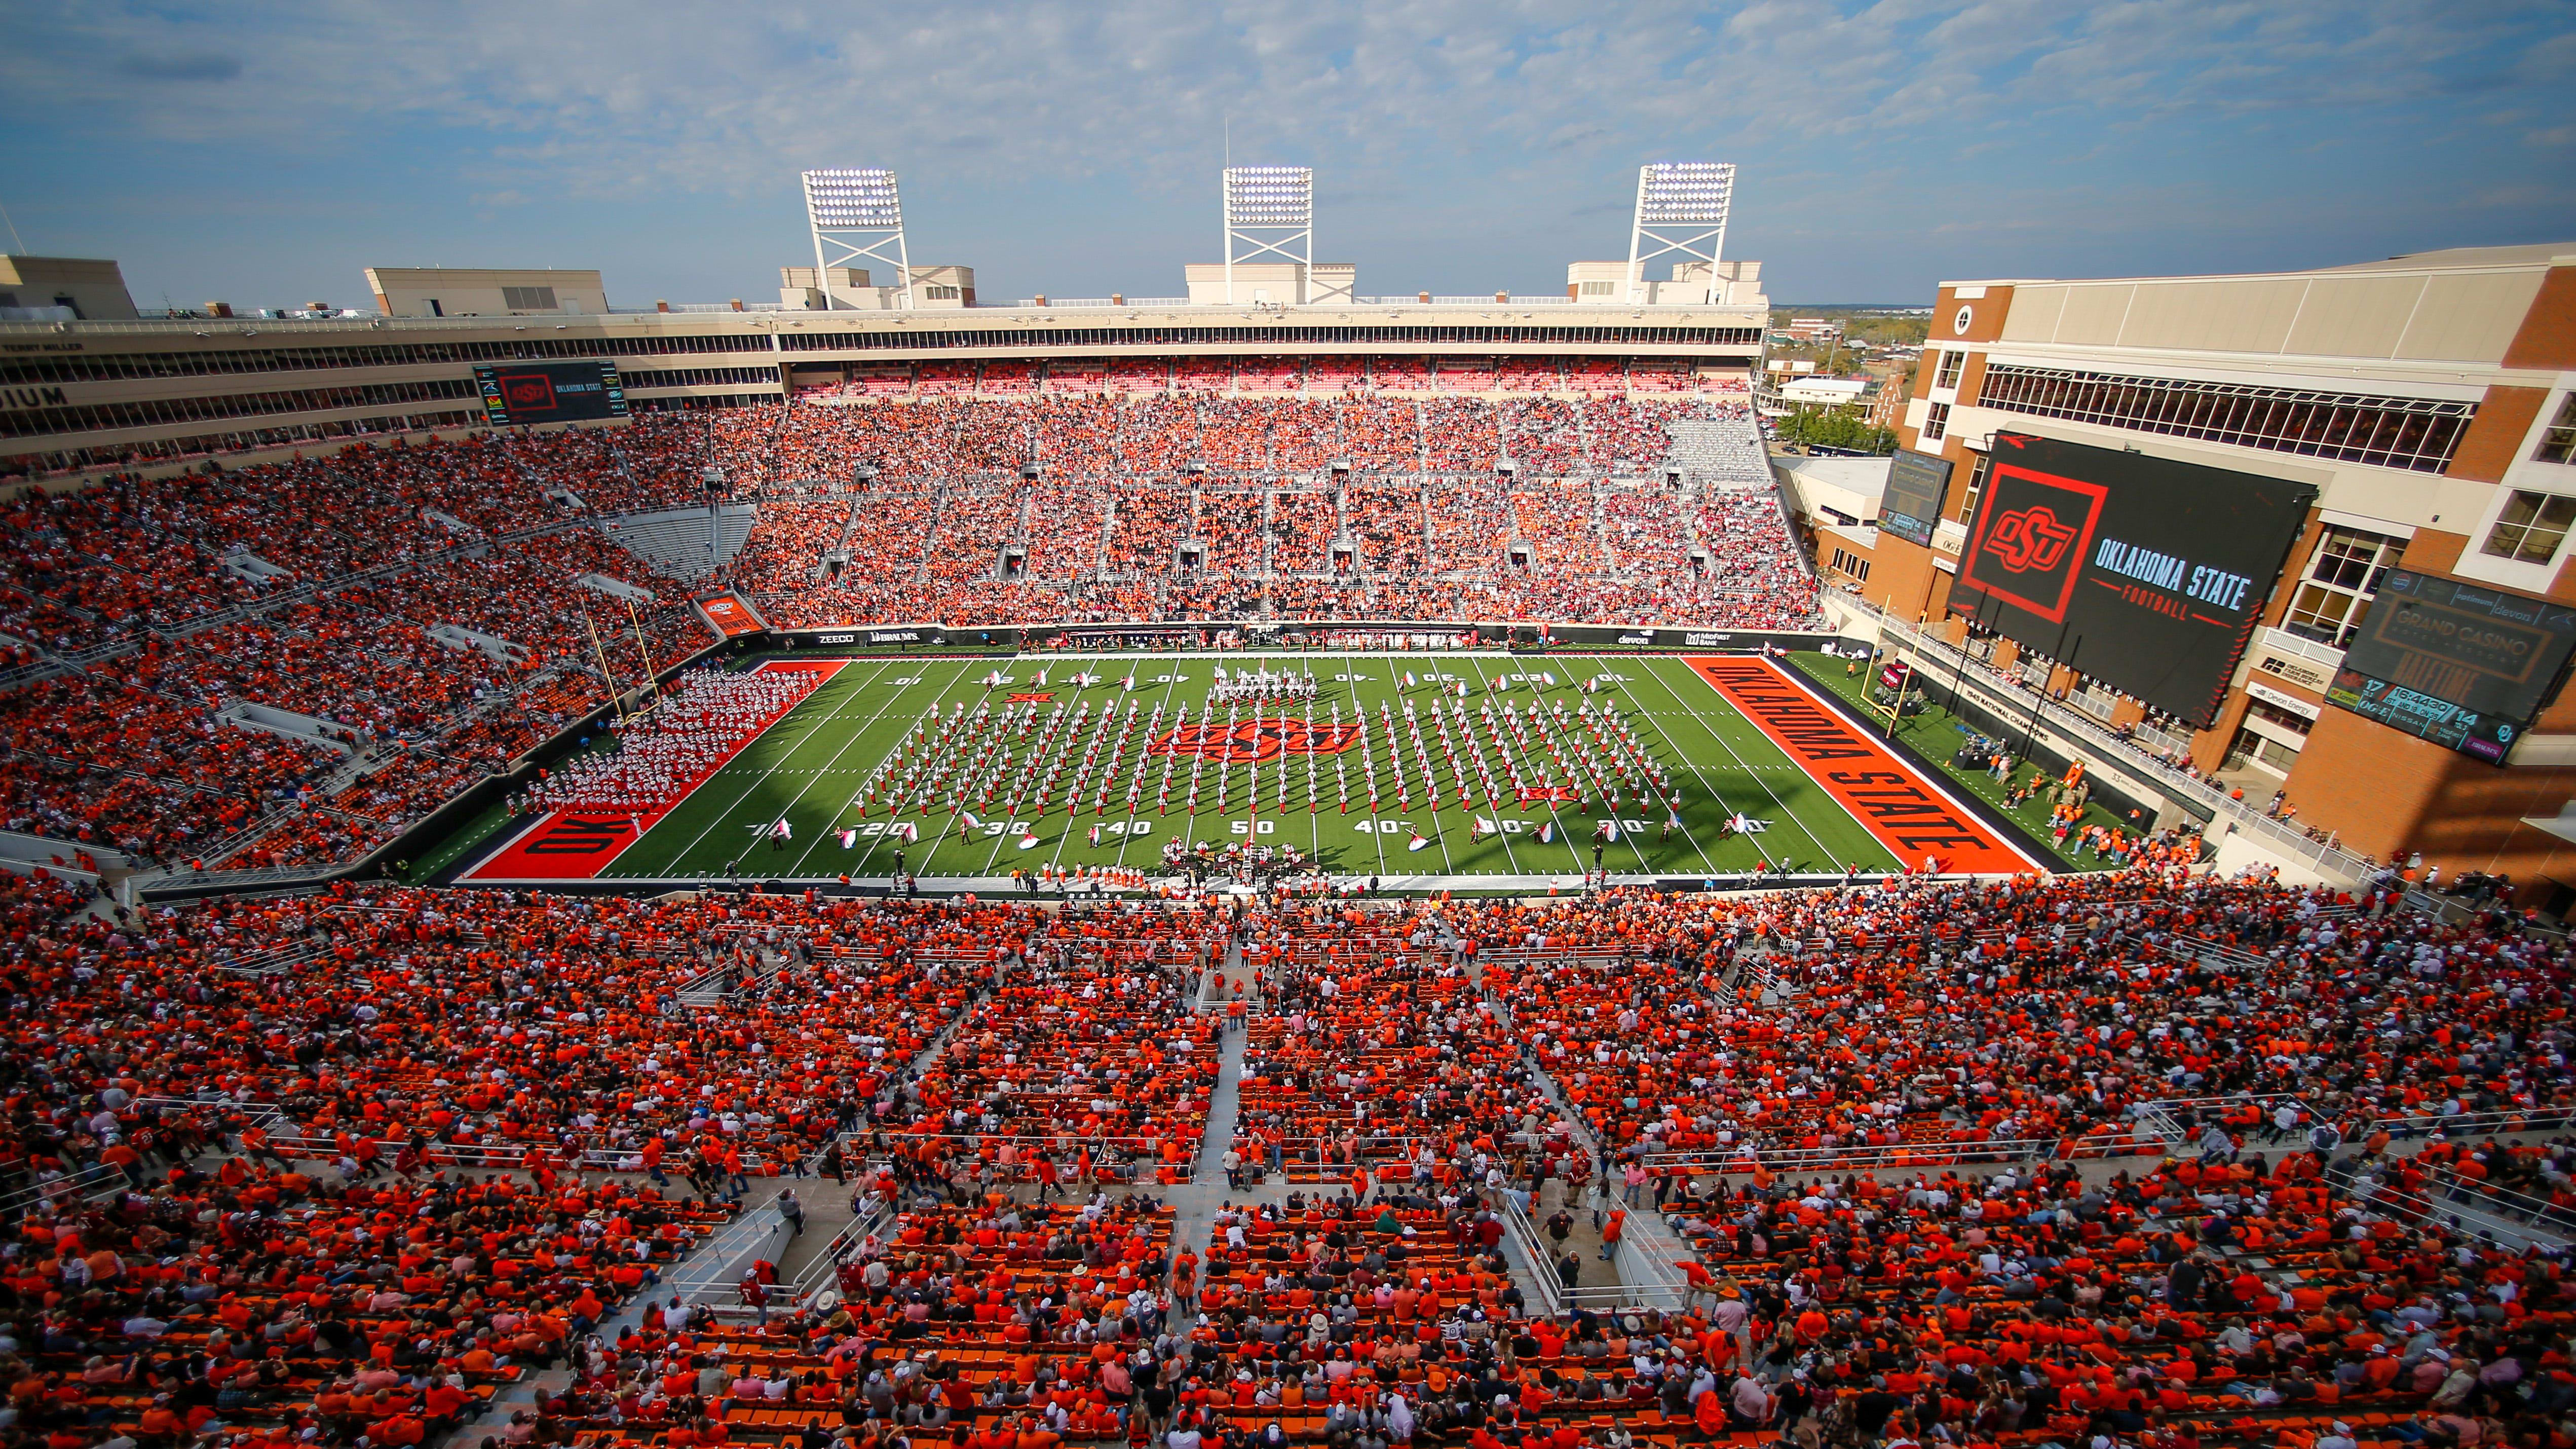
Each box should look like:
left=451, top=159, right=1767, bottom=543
left=1952, top=433, right=2315, bottom=728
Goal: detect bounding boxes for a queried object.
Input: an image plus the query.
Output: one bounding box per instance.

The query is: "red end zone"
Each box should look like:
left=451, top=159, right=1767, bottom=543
left=1686, top=656, right=2042, bottom=876
left=464, top=659, right=848, bottom=882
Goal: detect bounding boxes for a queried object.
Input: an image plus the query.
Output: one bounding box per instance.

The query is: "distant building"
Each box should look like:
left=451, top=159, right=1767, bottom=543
left=0, top=256, right=139, bottom=320
left=365, top=268, right=609, bottom=318
left=780, top=265, right=977, bottom=310
left=1566, top=259, right=1765, bottom=308
left=1848, top=242, right=2576, bottom=896
left=1182, top=262, right=1355, bottom=306
left=1782, top=316, right=1844, bottom=342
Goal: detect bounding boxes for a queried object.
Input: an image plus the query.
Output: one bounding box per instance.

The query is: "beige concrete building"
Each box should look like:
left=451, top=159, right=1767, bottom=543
left=364, top=267, right=610, bottom=319
left=0, top=256, right=139, bottom=320
left=1567, top=258, right=1765, bottom=308
left=1182, top=262, right=1355, bottom=306
left=779, top=264, right=978, bottom=311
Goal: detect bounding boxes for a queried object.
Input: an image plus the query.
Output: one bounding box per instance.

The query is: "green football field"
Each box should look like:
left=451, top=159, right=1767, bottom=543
left=468, top=651, right=1963, bottom=886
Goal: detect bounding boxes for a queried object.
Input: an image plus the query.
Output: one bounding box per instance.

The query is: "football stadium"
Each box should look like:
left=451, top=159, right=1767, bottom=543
left=7, top=115, right=2576, bottom=1449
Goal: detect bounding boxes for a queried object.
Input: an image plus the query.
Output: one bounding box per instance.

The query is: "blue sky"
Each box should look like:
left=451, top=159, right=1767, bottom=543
left=3, top=0, right=2570, bottom=310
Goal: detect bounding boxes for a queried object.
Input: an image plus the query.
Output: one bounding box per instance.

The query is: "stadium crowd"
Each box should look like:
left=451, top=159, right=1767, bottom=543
left=721, top=390, right=1811, bottom=633
left=0, top=422, right=736, bottom=874
left=0, top=373, right=1828, bottom=877
left=6, top=867, right=2575, bottom=1449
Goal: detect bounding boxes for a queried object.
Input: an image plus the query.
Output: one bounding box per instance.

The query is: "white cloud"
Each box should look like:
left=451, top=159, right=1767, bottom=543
left=0, top=0, right=2566, bottom=301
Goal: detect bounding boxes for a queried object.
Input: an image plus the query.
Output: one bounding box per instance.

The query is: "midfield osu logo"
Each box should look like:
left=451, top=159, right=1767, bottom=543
left=1150, top=721, right=1365, bottom=763
left=1963, top=463, right=2108, bottom=625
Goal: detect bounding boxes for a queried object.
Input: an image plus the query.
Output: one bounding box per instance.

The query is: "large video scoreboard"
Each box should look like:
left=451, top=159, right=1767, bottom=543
left=473, top=360, right=628, bottom=426
left=1950, top=433, right=2316, bottom=727
left=2326, top=571, right=2576, bottom=763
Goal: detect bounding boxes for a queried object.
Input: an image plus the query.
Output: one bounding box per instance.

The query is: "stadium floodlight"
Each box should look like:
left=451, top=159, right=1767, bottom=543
left=803, top=167, right=914, bottom=310
left=1625, top=161, right=1734, bottom=305
left=1222, top=165, right=1314, bottom=305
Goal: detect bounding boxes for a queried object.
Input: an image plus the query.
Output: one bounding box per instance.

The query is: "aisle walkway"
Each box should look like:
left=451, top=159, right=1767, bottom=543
left=1166, top=942, right=1256, bottom=1274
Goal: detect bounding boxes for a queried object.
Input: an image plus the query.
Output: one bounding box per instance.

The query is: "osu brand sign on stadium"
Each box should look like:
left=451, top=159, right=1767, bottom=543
left=1149, top=720, right=1365, bottom=763
left=1952, top=433, right=2315, bottom=728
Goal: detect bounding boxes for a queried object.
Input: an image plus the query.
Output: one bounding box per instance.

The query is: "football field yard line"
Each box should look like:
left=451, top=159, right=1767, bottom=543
left=1474, top=655, right=1646, bottom=878
left=645, top=657, right=914, bottom=878
left=1352, top=654, right=1392, bottom=880
left=1031, top=653, right=1155, bottom=877
left=1366, top=653, right=1454, bottom=875
left=1490, top=659, right=1593, bottom=879
left=1457, top=657, right=1531, bottom=876
left=1619, top=659, right=1848, bottom=870
left=1520, top=658, right=1719, bottom=878
left=1111, top=662, right=1190, bottom=875
left=886, top=652, right=1056, bottom=876
left=611, top=657, right=889, bottom=878
left=1522, top=671, right=1661, bottom=877
left=635, top=657, right=895, bottom=877
left=776, top=659, right=967, bottom=879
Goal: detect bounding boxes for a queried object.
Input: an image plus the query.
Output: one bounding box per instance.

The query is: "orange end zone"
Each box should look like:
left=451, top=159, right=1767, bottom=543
left=463, top=658, right=849, bottom=882
left=1685, top=656, right=2043, bottom=876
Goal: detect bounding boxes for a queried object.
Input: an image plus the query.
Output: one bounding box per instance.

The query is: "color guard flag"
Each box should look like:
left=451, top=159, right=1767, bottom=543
left=1087, top=825, right=1103, bottom=846
left=1536, top=821, right=1556, bottom=844
left=1407, top=829, right=1432, bottom=852
left=840, top=828, right=859, bottom=848
left=960, top=811, right=983, bottom=831
left=1018, top=829, right=1042, bottom=849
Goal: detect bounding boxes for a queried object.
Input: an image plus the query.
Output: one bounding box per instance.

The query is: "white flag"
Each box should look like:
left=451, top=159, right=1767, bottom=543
left=1018, top=830, right=1042, bottom=849
left=961, top=811, right=983, bottom=831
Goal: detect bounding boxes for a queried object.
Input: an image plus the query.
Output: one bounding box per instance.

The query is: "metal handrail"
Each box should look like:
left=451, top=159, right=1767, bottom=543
left=1642, top=1136, right=2063, bottom=1176
left=0, top=1160, right=127, bottom=1217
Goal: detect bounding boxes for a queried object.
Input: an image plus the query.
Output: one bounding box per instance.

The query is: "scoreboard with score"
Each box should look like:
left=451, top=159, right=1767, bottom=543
left=473, top=360, right=628, bottom=426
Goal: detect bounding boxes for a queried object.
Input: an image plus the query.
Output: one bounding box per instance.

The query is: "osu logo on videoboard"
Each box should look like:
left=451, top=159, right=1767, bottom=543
left=501, top=374, right=557, bottom=411
left=1963, top=464, right=2108, bottom=624
left=1985, top=507, right=2078, bottom=573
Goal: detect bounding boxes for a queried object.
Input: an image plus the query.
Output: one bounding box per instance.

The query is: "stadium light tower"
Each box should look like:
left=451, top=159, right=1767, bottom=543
left=1223, top=166, right=1313, bottom=305
left=1625, top=161, right=1734, bottom=305
left=803, top=167, right=912, bottom=310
